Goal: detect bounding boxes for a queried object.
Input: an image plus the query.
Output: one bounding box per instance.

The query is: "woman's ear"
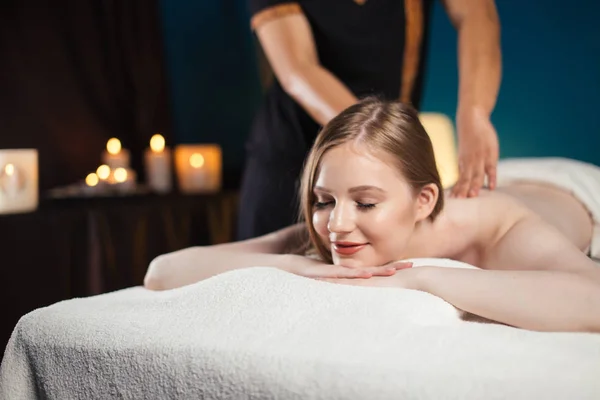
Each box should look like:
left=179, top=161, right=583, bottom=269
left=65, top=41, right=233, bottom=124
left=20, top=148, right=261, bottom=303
left=414, top=183, right=439, bottom=222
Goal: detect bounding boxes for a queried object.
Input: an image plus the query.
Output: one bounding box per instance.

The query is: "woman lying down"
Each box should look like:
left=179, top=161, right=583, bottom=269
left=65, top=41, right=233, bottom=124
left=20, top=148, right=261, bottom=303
left=145, top=98, right=600, bottom=333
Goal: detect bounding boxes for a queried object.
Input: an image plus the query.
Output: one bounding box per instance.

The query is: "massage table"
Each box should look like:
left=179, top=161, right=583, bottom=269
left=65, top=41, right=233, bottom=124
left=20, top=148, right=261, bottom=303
left=1, top=257, right=600, bottom=400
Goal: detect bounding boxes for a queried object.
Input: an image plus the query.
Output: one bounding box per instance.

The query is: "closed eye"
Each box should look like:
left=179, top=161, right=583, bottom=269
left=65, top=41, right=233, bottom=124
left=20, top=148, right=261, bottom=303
left=356, top=202, right=376, bottom=210
left=314, top=201, right=334, bottom=209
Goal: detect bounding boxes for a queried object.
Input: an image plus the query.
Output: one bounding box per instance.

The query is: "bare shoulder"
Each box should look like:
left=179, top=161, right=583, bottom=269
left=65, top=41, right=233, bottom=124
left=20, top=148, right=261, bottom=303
left=440, top=190, right=527, bottom=263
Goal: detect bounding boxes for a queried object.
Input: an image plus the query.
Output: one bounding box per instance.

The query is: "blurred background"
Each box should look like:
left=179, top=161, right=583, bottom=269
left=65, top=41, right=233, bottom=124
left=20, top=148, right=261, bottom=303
left=0, top=0, right=598, bottom=350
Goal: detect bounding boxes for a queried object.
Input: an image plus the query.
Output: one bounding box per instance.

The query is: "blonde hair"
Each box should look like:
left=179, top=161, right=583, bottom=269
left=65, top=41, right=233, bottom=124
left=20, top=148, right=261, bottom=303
left=299, top=97, right=444, bottom=263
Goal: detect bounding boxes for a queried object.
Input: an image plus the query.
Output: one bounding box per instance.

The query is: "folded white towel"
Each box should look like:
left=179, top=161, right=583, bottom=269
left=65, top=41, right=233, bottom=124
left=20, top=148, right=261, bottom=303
left=2, top=258, right=600, bottom=399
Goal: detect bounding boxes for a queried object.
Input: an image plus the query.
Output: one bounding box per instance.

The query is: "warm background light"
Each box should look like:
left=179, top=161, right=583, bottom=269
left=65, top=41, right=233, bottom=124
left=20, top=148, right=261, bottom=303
left=106, top=138, right=121, bottom=155
left=419, top=113, right=459, bottom=189
left=114, top=167, right=128, bottom=183
left=189, top=153, right=204, bottom=169
left=96, top=164, right=110, bottom=180
left=174, top=144, right=222, bottom=194
left=85, top=173, right=99, bottom=187
left=4, top=163, right=14, bottom=176
left=0, top=149, right=38, bottom=215
left=150, top=134, right=165, bottom=153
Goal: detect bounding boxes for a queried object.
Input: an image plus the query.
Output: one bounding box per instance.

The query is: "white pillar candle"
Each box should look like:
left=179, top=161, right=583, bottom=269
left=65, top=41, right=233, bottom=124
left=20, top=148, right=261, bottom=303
left=144, top=133, right=172, bottom=193
left=101, top=138, right=130, bottom=170
left=96, top=164, right=111, bottom=182
left=174, top=144, right=222, bottom=194
left=112, top=167, right=137, bottom=194
left=83, top=172, right=100, bottom=195
left=0, top=149, right=38, bottom=214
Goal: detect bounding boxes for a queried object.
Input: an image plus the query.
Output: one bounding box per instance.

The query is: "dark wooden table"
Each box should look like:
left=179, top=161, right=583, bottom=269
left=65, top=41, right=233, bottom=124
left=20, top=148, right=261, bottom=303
left=0, top=190, right=239, bottom=353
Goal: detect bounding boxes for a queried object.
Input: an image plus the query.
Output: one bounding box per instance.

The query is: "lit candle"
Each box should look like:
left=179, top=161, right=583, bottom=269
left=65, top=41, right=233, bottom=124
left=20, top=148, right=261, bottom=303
left=82, top=172, right=100, bottom=195
left=143, top=133, right=172, bottom=193
left=0, top=149, right=38, bottom=214
left=174, top=144, right=222, bottom=194
left=96, top=164, right=111, bottom=182
left=96, top=164, right=112, bottom=187
left=85, top=172, right=99, bottom=187
left=101, top=138, right=130, bottom=170
left=113, top=167, right=136, bottom=193
left=189, top=152, right=210, bottom=190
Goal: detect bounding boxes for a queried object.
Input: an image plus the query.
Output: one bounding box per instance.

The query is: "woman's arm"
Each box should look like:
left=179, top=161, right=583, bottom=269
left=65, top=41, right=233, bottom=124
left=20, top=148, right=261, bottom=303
left=358, top=216, right=600, bottom=332
left=144, top=224, right=407, bottom=291
left=254, top=12, right=357, bottom=125
left=414, top=266, right=600, bottom=333
left=144, top=248, right=293, bottom=291
left=210, top=223, right=307, bottom=255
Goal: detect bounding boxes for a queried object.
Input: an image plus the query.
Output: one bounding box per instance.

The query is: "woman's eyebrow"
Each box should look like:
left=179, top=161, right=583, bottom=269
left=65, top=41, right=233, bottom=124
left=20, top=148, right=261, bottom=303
left=313, top=186, right=330, bottom=193
left=348, top=185, right=385, bottom=194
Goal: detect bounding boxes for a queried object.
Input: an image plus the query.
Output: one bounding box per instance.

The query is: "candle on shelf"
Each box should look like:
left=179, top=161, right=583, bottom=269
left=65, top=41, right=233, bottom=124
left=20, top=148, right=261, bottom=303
left=101, top=138, right=130, bottom=170
left=174, top=144, right=222, bottom=194
left=83, top=172, right=100, bottom=195
left=96, top=164, right=111, bottom=183
left=113, top=167, right=136, bottom=193
left=0, top=149, right=38, bottom=214
left=86, top=173, right=99, bottom=187
left=144, top=133, right=172, bottom=193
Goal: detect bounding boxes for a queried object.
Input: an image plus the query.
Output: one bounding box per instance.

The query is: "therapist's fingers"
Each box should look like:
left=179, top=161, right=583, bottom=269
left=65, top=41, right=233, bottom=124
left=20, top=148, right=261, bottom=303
left=467, top=161, right=486, bottom=197
left=451, top=160, right=474, bottom=198
left=485, top=160, right=497, bottom=190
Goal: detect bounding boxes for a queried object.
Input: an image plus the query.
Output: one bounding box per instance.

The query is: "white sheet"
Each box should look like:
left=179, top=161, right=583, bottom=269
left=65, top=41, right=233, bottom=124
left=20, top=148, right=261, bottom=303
left=2, top=258, right=600, bottom=399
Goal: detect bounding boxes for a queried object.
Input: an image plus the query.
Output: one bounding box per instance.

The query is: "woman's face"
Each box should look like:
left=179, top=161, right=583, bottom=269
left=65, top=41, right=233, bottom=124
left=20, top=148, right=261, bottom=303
left=312, top=142, right=423, bottom=267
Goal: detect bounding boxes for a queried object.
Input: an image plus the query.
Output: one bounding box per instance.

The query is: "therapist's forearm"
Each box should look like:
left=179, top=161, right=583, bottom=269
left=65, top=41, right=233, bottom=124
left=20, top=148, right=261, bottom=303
left=456, top=2, right=501, bottom=116
left=281, top=64, right=358, bottom=126
left=418, top=267, right=600, bottom=333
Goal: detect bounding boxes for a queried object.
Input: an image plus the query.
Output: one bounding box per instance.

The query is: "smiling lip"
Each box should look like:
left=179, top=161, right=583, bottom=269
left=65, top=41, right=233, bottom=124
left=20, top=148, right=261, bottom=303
left=332, top=242, right=367, bottom=256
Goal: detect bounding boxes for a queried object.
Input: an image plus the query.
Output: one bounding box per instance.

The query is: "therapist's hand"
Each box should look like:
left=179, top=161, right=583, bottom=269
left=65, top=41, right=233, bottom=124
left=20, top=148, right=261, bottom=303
left=451, top=106, right=499, bottom=198
left=283, top=255, right=413, bottom=279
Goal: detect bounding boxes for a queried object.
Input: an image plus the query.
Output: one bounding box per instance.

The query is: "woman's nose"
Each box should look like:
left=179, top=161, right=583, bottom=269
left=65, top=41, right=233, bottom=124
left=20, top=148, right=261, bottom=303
left=327, top=204, right=355, bottom=233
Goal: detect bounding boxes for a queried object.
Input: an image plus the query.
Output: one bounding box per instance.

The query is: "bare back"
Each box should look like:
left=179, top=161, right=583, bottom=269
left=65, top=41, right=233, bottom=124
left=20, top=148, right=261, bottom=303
left=425, top=183, right=597, bottom=277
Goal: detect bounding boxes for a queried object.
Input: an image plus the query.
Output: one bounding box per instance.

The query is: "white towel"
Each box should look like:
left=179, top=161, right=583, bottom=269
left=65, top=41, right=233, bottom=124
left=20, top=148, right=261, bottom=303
left=2, top=259, right=600, bottom=399
left=497, top=157, right=600, bottom=260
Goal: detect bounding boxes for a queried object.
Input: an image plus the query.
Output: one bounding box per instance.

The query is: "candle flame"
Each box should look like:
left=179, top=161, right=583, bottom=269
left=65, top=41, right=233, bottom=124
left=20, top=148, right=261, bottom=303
left=150, top=134, right=165, bottom=153
left=114, top=167, right=128, bottom=183
left=86, top=173, right=99, bottom=187
left=4, top=163, right=15, bottom=176
left=189, top=153, right=205, bottom=169
left=96, top=164, right=111, bottom=180
left=106, top=138, right=121, bottom=155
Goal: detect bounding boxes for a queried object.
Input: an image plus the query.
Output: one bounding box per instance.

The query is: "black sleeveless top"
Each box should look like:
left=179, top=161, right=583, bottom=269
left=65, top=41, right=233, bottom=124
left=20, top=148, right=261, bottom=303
left=247, top=0, right=433, bottom=167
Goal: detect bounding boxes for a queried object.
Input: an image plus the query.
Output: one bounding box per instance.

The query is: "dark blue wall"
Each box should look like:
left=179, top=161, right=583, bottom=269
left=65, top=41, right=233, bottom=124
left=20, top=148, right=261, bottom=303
left=421, top=0, right=600, bottom=164
left=160, top=0, right=600, bottom=171
left=159, top=0, right=262, bottom=172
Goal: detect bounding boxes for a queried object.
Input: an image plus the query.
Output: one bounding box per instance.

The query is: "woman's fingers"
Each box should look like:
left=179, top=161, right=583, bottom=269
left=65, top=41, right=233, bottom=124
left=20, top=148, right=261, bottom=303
left=305, top=261, right=414, bottom=280
left=389, top=261, right=413, bottom=270
left=331, top=262, right=413, bottom=279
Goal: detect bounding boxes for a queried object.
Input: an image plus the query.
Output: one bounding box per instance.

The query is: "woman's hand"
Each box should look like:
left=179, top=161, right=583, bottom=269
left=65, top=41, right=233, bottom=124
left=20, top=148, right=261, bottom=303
left=318, top=263, right=424, bottom=290
left=283, top=255, right=413, bottom=280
